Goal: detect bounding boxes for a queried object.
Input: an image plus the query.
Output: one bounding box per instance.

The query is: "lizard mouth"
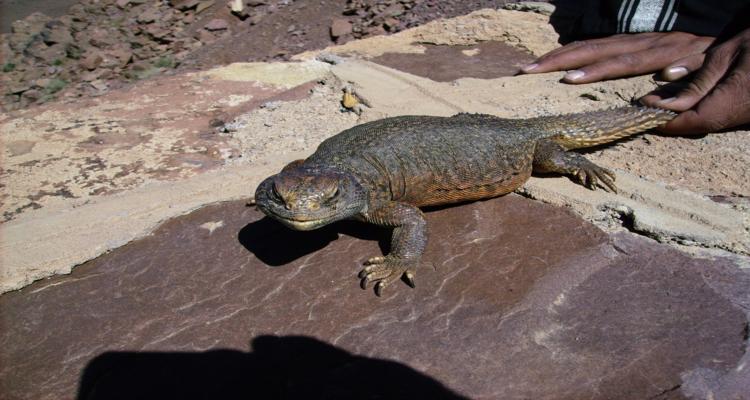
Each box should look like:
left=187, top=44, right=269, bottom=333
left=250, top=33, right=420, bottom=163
left=279, top=217, right=330, bottom=231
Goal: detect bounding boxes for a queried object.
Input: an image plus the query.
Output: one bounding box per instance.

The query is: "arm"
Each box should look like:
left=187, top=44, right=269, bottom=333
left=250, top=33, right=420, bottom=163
left=519, top=19, right=750, bottom=134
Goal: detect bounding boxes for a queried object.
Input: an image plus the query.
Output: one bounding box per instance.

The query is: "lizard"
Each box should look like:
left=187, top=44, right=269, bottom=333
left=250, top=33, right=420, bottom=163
left=254, top=106, right=674, bottom=295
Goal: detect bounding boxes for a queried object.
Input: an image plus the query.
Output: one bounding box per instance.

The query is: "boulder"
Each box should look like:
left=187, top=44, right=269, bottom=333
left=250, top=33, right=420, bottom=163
left=330, top=18, right=352, bottom=39
left=109, top=48, right=134, bottom=67
left=171, top=0, right=200, bottom=11
left=137, top=8, right=161, bottom=24
left=89, top=28, right=118, bottom=48
left=21, top=89, right=42, bottom=102
left=204, top=19, right=229, bottom=31
left=196, top=0, right=215, bottom=14
left=80, top=52, right=104, bottom=70
left=195, top=30, right=217, bottom=43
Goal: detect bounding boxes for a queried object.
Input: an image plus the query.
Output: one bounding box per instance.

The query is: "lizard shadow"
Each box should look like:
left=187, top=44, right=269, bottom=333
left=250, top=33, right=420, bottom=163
left=238, top=216, right=391, bottom=267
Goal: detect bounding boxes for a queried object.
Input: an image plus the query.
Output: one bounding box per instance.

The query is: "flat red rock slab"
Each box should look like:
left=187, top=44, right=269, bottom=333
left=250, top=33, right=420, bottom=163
left=0, top=195, right=747, bottom=399
left=371, top=41, right=536, bottom=82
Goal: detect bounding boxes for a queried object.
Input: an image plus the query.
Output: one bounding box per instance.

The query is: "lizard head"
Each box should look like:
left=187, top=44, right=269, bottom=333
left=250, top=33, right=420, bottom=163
left=255, top=166, right=367, bottom=231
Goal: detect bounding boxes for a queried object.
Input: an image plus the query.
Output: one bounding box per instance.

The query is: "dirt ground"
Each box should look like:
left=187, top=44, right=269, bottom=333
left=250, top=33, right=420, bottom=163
left=0, top=0, right=78, bottom=32
left=1, top=0, right=528, bottom=111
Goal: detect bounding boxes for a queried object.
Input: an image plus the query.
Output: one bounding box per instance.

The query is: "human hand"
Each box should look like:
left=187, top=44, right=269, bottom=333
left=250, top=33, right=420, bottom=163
left=520, top=32, right=714, bottom=83
left=640, top=27, right=750, bottom=134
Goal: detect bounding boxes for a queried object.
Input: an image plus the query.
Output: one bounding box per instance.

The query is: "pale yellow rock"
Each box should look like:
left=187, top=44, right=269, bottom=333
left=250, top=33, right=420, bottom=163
left=229, top=0, right=243, bottom=13
left=200, top=60, right=330, bottom=88
left=342, top=90, right=359, bottom=109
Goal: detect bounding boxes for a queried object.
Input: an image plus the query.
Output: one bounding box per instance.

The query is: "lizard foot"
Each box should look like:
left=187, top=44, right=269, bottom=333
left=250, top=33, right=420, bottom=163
left=358, top=256, right=417, bottom=296
left=572, top=162, right=617, bottom=193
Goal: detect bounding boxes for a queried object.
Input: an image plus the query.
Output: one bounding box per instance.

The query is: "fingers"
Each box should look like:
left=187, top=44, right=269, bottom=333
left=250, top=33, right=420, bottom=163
left=657, top=57, right=750, bottom=135
left=652, top=44, right=739, bottom=112
left=521, top=32, right=714, bottom=85
left=559, top=45, right=698, bottom=84
left=522, top=34, right=659, bottom=74
left=659, top=53, right=706, bottom=81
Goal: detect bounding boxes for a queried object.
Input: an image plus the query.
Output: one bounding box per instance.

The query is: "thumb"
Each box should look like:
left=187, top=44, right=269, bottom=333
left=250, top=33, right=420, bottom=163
left=654, top=44, right=737, bottom=111
left=655, top=42, right=736, bottom=111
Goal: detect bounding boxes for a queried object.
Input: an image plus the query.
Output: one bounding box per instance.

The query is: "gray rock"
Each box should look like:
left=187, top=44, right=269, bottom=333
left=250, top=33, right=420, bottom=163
left=204, top=18, right=229, bottom=31
left=316, top=52, right=346, bottom=65
left=503, top=1, right=556, bottom=16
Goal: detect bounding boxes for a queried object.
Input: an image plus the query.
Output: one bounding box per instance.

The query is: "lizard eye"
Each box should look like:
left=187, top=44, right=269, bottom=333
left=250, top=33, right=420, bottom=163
left=271, top=182, right=284, bottom=202
left=323, top=187, right=339, bottom=204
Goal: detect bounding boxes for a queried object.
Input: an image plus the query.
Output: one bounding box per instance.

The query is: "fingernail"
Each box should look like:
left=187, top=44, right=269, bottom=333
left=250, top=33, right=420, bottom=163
left=564, top=70, right=585, bottom=81
left=656, top=97, right=676, bottom=105
left=521, top=63, right=538, bottom=73
left=664, top=66, right=688, bottom=80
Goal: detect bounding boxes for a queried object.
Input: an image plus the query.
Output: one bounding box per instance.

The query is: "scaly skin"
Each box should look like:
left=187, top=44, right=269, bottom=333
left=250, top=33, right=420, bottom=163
left=255, top=106, right=675, bottom=295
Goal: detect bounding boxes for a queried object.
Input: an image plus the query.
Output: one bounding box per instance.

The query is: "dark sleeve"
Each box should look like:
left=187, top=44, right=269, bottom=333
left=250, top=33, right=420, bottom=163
left=552, top=0, right=750, bottom=39
left=672, top=0, right=750, bottom=36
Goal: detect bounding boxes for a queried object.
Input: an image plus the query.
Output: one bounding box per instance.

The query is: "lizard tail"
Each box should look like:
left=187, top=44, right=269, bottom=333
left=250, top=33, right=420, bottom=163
left=531, top=106, right=676, bottom=149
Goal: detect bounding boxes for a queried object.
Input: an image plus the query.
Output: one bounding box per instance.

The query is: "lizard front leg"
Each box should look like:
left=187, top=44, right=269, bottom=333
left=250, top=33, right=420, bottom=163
left=359, top=201, right=427, bottom=296
left=533, top=138, right=617, bottom=192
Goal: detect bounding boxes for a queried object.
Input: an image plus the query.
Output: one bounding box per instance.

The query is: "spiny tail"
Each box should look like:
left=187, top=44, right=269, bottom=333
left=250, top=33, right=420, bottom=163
left=530, top=106, right=676, bottom=149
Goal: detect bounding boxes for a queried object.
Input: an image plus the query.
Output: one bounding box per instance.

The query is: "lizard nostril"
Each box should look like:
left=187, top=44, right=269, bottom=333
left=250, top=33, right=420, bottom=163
left=285, top=202, right=293, bottom=210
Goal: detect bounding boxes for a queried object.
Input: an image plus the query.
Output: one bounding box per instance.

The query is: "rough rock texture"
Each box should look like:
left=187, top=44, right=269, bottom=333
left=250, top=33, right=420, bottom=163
left=1, top=0, right=534, bottom=111
left=0, top=0, right=206, bottom=111
left=371, top=40, right=535, bottom=82
left=0, top=196, right=747, bottom=399
left=2, top=7, right=748, bottom=294
left=0, top=61, right=333, bottom=223
left=0, top=61, right=358, bottom=293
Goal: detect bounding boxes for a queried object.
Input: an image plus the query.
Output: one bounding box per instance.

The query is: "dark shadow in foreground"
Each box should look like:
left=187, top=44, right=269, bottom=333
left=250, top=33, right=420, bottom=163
left=77, top=335, right=469, bottom=400
left=238, top=216, right=391, bottom=267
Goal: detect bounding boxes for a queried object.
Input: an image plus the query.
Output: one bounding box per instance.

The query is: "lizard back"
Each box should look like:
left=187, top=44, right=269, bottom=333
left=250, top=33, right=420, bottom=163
left=307, top=114, right=538, bottom=206
left=305, top=107, right=674, bottom=207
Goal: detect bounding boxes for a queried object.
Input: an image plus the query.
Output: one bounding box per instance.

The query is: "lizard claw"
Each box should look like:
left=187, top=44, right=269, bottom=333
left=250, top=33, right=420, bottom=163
left=404, top=271, right=416, bottom=288
left=375, top=281, right=385, bottom=297
left=363, top=256, right=386, bottom=266
left=574, top=163, right=617, bottom=193
left=358, top=256, right=418, bottom=295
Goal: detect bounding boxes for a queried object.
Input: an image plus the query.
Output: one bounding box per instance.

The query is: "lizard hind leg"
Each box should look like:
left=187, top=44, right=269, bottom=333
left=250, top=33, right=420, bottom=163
left=532, top=138, right=617, bottom=192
